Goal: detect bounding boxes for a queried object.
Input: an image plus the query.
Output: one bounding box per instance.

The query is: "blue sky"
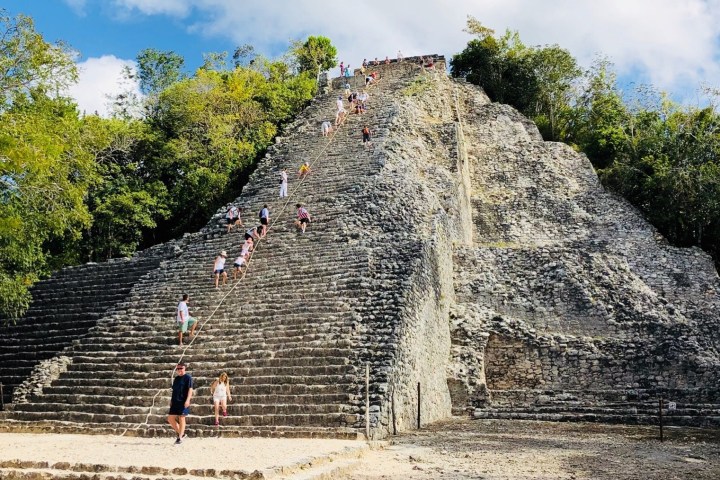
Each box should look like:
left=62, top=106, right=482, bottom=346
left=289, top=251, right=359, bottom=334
left=6, top=0, right=720, bottom=115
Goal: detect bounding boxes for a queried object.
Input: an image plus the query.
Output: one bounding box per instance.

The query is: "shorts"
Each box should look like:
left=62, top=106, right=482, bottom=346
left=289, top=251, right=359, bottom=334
left=244, top=233, right=253, bottom=240
left=177, top=317, right=197, bottom=333
left=169, top=403, right=190, bottom=416
left=226, top=218, right=235, bottom=224
left=299, top=218, right=309, bottom=225
left=260, top=217, right=268, bottom=225
left=214, top=269, right=225, bottom=275
left=363, top=133, right=370, bottom=142
left=234, top=262, right=243, bottom=269
left=213, top=395, right=227, bottom=403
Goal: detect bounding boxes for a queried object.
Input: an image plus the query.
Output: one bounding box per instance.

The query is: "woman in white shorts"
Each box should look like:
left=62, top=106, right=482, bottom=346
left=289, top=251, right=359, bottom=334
left=210, top=372, right=232, bottom=426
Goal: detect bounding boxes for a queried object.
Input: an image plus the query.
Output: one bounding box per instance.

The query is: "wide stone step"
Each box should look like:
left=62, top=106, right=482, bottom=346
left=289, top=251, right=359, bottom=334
left=40, top=382, right=351, bottom=397
left=50, top=373, right=355, bottom=389
left=14, top=401, right=347, bottom=417
left=65, top=363, right=353, bottom=378
left=70, top=354, right=351, bottom=367
left=472, top=410, right=720, bottom=427
left=32, top=392, right=352, bottom=407
left=8, top=410, right=356, bottom=427
left=0, top=419, right=363, bottom=439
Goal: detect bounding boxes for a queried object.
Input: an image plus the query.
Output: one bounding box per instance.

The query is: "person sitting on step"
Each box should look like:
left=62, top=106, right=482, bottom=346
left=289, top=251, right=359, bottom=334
left=213, top=251, right=228, bottom=288
left=298, top=161, right=311, bottom=178
left=210, top=372, right=232, bottom=426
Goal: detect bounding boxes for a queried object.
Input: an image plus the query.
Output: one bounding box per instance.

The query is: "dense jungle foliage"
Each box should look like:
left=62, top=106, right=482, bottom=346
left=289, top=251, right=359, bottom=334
left=452, top=16, right=720, bottom=271
left=0, top=10, right=337, bottom=318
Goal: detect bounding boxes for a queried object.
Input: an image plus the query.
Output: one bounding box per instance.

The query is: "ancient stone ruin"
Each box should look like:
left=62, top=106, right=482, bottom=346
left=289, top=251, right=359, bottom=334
left=0, top=57, right=718, bottom=440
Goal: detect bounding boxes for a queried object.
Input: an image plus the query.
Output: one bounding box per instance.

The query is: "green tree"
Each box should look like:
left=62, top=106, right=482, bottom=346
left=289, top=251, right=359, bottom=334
left=0, top=10, right=77, bottom=108
left=566, top=58, right=630, bottom=168
left=136, top=48, right=185, bottom=96
left=291, top=36, right=338, bottom=78
left=0, top=92, right=94, bottom=319
left=529, top=46, right=581, bottom=141
left=451, top=18, right=539, bottom=111
left=77, top=116, right=169, bottom=260
left=145, top=57, right=316, bottom=239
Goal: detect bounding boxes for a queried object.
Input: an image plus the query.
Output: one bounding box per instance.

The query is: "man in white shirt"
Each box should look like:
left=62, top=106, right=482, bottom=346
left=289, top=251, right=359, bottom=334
left=176, top=294, right=197, bottom=346
left=279, top=169, right=288, bottom=198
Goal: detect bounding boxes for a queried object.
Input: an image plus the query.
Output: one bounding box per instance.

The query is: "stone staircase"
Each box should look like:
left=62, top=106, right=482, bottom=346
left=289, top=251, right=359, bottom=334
left=0, top=256, right=164, bottom=407
left=0, top=59, right=440, bottom=439
left=473, top=389, right=720, bottom=427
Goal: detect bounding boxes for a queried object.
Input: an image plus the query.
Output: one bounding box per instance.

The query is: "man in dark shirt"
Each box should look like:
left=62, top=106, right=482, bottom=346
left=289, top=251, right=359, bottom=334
left=167, top=362, right=194, bottom=445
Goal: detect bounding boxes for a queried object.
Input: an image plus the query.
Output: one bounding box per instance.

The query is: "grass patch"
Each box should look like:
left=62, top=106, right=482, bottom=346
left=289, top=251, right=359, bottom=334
left=402, top=76, right=431, bottom=96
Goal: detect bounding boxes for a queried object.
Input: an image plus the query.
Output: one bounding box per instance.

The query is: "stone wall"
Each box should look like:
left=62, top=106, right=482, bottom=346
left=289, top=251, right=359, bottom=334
left=449, top=72, right=720, bottom=416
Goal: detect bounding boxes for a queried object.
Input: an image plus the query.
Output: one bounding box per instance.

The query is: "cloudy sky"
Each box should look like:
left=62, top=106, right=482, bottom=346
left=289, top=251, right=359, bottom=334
left=7, top=0, right=720, bottom=115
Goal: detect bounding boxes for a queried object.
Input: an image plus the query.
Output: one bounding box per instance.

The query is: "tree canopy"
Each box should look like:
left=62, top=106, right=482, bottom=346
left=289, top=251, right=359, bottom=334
left=0, top=24, right=325, bottom=320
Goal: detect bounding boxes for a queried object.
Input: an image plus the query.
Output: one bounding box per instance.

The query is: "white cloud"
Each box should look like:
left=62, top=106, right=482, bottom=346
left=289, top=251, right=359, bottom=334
left=112, top=0, right=193, bottom=17
left=63, top=0, right=88, bottom=16
left=104, top=0, right=720, bottom=101
left=66, top=55, right=141, bottom=117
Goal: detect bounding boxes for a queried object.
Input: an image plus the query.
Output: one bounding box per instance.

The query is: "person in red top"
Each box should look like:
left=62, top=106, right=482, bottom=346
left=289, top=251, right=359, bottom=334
left=294, top=203, right=312, bottom=233
left=362, top=125, right=372, bottom=148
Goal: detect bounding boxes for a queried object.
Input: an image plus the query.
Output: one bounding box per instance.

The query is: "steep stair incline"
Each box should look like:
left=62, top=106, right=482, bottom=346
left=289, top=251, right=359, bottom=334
left=1, top=61, right=427, bottom=439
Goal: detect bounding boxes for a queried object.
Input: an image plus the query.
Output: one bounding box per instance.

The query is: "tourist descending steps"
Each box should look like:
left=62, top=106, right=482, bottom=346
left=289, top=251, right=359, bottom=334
left=258, top=204, right=270, bottom=238
left=168, top=362, right=194, bottom=444
left=210, top=372, right=232, bottom=426
left=213, top=251, right=228, bottom=288
left=176, top=294, right=197, bottom=346
left=279, top=168, right=288, bottom=198
left=294, top=203, right=312, bottom=234
left=224, top=204, right=243, bottom=233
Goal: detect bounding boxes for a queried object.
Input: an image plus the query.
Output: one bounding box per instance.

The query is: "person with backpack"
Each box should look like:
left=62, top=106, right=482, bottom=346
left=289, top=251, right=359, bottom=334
left=362, top=125, right=372, bottom=148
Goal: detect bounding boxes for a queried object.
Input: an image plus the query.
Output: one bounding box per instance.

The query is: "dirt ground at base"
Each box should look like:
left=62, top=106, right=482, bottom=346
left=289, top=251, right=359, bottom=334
left=345, top=418, right=720, bottom=480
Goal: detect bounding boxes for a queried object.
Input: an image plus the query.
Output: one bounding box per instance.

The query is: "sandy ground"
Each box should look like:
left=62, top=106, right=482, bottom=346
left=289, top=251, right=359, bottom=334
left=0, top=432, right=366, bottom=476
left=346, top=418, right=720, bottom=480
left=0, top=420, right=718, bottom=479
